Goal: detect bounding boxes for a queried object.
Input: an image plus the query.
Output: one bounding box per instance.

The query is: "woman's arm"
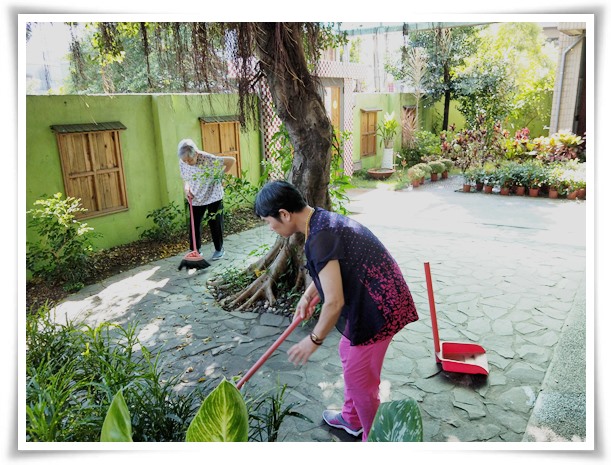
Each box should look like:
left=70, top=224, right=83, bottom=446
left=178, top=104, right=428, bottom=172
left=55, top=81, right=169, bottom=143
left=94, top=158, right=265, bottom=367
left=220, top=156, right=236, bottom=173
left=294, top=282, right=320, bottom=321
left=287, top=260, right=344, bottom=366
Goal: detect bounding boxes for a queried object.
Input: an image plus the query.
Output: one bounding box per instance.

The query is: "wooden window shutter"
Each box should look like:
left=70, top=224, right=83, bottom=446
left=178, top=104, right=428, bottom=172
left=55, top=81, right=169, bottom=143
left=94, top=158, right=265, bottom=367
left=360, top=110, right=379, bottom=157
left=199, top=117, right=241, bottom=177
left=52, top=123, right=128, bottom=219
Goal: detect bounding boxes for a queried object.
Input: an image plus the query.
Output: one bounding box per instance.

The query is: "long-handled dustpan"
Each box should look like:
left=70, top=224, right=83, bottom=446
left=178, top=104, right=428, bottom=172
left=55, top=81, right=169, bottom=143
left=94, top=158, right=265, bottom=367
left=424, top=262, right=489, bottom=376
left=236, top=296, right=320, bottom=390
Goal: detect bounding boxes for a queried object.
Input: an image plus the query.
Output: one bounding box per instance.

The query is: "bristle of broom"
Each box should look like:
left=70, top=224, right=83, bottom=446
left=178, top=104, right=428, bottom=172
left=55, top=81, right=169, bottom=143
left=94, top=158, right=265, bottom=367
left=178, top=257, right=211, bottom=271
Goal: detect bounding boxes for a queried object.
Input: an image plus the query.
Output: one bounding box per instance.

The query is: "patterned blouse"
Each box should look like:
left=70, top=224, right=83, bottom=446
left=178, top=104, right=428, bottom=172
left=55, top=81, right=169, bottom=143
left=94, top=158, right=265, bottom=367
left=179, top=152, right=225, bottom=206
left=305, top=208, right=419, bottom=346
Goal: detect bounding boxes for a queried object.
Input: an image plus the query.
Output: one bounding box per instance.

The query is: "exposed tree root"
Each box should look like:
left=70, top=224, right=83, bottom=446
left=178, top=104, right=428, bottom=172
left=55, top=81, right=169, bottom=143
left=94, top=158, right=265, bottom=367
left=223, top=235, right=307, bottom=312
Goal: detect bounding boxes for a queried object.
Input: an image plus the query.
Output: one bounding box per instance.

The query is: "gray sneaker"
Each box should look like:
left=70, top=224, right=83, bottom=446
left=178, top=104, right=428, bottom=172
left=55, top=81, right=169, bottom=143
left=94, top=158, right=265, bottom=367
left=322, top=410, right=362, bottom=437
left=212, top=248, right=225, bottom=260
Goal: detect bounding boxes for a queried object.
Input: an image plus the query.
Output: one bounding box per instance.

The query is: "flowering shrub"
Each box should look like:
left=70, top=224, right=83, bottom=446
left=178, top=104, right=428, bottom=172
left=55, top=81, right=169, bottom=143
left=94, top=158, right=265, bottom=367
left=441, top=114, right=508, bottom=174
left=532, top=131, right=585, bottom=163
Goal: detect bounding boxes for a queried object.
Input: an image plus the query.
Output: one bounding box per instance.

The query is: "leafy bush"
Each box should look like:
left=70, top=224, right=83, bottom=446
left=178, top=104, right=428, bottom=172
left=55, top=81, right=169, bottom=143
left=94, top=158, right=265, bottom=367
left=138, top=201, right=185, bottom=241
left=532, top=130, right=585, bottom=163
left=413, top=130, right=442, bottom=159
left=26, top=193, right=99, bottom=289
left=440, top=158, right=454, bottom=172
left=428, top=161, right=446, bottom=175
left=397, top=147, right=422, bottom=167
left=26, top=305, right=210, bottom=442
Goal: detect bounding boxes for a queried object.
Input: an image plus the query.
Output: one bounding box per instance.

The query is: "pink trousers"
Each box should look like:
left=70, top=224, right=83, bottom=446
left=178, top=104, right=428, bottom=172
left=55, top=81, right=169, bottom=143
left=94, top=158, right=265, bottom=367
left=338, top=334, right=392, bottom=442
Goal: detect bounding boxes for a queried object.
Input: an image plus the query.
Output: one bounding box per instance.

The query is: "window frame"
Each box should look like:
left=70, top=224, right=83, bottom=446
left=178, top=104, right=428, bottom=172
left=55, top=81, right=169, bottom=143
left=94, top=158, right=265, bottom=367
left=51, top=122, right=128, bottom=219
left=360, top=109, right=381, bottom=157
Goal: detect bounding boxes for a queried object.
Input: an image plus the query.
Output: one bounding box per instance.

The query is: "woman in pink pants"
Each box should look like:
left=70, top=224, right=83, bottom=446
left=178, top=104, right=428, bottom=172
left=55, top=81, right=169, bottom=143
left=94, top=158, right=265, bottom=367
left=255, top=181, right=419, bottom=441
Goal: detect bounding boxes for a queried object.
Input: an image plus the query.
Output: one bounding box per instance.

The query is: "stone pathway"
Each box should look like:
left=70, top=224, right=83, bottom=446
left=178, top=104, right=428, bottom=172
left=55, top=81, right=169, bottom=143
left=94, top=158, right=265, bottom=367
left=51, top=176, right=587, bottom=443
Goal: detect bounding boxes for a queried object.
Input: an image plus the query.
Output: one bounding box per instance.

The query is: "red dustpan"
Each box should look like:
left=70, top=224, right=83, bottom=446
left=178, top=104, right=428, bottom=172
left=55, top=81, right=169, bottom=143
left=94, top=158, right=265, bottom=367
left=424, top=262, right=489, bottom=376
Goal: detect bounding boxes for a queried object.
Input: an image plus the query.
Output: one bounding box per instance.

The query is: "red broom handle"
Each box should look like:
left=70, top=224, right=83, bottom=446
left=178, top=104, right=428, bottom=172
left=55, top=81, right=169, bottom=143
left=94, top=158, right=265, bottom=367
left=236, top=296, right=320, bottom=390
left=424, top=262, right=441, bottom=354
left=188, top=196, right=198, bottom=252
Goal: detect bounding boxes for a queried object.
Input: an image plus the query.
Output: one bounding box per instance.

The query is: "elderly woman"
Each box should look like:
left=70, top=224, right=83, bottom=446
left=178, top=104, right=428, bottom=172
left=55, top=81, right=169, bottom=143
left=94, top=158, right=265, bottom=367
left=178, top=139, right=235, bottom=260
left=254, top=180, right=418, bottom=441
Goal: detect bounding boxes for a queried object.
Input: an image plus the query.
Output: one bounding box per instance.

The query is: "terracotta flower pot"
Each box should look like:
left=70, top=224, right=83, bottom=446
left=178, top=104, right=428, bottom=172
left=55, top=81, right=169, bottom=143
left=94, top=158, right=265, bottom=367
left=500, top=187, right=510, bottom=196
left=411, top=180, right=419, bottom=188
left=431, top=173, right=438, bottom=182
left=548, top=189, right=558, bottom=199
left=476, top=182, right=484, bottom=191
left=577, top=188, right=586, bottom=200
left=529, top=188, right=540, bottom=197
left=442, top=171, right=448, bottom=179
left=515, top=186, right=525, bottom=196
left=483, top=185, right=493, bottom=194
left=567, top=190, right=578, bottom=200
left=462, top=184, right=472, bottom=193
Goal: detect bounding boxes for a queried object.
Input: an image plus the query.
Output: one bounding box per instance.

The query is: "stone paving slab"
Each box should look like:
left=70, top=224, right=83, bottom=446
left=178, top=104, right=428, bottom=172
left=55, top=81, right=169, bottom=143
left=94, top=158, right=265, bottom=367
left=49, top=176, right=587, bottom=444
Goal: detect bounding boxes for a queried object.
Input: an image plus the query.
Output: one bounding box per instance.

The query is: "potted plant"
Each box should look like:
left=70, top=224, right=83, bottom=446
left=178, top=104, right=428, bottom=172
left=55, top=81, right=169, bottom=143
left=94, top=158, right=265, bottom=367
left=428, top=161, right=446, bottom=182
left=413, top=162, right=431, bottom=184
left=439, top=159, right=454, bottom=179
left=483, top=169, right=497, bottom=194
left=462, top=169, right=475, bottom=192
left=497, top=165, right=512, bottom=195
left=377, top=112, right=399, bottom=169
left=546, top=165, right=564, bottom=199
left=508, top=163, right=527, bottom=195
left=407, top=166, right=424, bottom=188
left=470, top=167, right=485, bottom=191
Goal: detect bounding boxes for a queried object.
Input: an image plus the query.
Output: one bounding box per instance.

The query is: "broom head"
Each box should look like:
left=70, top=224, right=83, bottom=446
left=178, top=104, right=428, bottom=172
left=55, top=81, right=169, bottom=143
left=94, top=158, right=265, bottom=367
left=178, top=250, right=211, bottom=271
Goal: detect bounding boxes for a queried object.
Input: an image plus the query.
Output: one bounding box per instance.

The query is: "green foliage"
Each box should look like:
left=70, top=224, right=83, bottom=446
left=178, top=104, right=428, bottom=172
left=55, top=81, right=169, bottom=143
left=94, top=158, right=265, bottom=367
left=26, top=305, right=209, bottom=442
left=261, top=123, right=294, bottom=181
left=262, top=123, right=352, bottom=215
left=26, top=193, right=99, bottom=289
left=397, top=147, right=422, bottom=168
left=440, top=158, right=454, bottom=172
left=186, top=378, right=249, bottom=442
left=393, top=25, right=481, bottom=129
left=428, top=161, right=446, bottom=175
left=407, top=166, right=425, bottom=182
left=456, top=23, right=557, bottom=133
left=412, top=162, right=431, bottom=176
left=367, top=398, right=423, bottom=442
left=138, top=201, right=185, bottom=241
left=222, top=172, right=260, bottom=212
left=329, top=130, right=354, bottom=215
left=412, top=130, right=442, bottom=158
left=441, top=115, right=508, bottom=174
left=245, top=382, right=312, bottom=442
left=456, top=57, right=515, bottom=130
left=532, top=131, right=585, bottom=163
left=100, top=390, right=133, bottom=442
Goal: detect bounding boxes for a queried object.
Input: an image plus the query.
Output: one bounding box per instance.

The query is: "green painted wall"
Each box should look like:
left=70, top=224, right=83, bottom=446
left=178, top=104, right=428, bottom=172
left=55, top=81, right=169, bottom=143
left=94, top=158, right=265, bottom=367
left=352, top=92, right=403, bottom=170
left=25, top=94, right=262, bottom=251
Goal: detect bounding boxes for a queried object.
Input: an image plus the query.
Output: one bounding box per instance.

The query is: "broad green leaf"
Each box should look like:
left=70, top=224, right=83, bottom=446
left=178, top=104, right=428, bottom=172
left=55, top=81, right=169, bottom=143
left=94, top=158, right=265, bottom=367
left=367, top=398, right=423, bottom=442
left=100, top=390, right=133, bottom=442
left=186, top=378, right=248, bottom=442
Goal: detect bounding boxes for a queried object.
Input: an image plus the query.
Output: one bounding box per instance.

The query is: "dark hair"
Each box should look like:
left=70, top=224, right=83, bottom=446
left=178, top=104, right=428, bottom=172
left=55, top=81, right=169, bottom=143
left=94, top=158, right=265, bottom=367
left=254, top=181, right=307, bottom=218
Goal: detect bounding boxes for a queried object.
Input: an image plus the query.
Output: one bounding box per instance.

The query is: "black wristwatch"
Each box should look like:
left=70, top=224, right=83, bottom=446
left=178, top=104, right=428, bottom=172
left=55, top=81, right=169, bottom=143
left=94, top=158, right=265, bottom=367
left=310, top=332, right=323, bottom=345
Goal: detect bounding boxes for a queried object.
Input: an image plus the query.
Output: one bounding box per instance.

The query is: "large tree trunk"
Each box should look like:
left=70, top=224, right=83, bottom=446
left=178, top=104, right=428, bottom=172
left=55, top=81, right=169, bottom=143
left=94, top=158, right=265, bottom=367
left=442, top=63, right=451, bottom=131
left=226, top=23, right=333, bottom=311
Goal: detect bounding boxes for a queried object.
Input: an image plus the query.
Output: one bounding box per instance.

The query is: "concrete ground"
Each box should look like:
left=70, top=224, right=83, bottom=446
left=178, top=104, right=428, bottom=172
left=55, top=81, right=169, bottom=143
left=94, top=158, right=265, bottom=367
left=50, top=176, right=589, bottom=445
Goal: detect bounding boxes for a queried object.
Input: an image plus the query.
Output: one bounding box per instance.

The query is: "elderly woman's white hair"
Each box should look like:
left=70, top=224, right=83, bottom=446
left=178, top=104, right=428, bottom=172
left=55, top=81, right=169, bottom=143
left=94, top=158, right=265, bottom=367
left=177, top=139, right=199, bottom=160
